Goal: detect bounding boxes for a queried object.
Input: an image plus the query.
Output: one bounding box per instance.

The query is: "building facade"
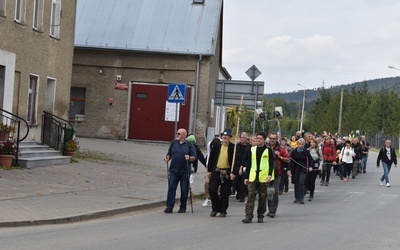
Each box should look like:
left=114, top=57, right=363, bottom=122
left=72, top=0, right=223, bottom=145
left=0, top=0, right=76, bottom=141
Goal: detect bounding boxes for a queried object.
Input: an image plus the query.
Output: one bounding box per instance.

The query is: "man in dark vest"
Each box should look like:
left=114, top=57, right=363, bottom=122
left=207, top=128, right=235, bottom=218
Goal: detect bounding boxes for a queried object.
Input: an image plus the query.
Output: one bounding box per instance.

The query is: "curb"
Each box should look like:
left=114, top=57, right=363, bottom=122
left=0, top=201, right=166, bottom=228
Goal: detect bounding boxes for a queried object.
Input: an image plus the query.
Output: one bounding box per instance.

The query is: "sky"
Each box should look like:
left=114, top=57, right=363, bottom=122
left=222, top=0, right=400, bottom=94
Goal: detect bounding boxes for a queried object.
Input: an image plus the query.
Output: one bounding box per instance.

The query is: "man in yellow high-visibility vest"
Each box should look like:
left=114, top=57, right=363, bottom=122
left=242, top=131, right=275, bottom=223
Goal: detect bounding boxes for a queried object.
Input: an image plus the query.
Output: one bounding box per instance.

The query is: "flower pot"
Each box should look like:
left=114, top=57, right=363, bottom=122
left=0, top=154, right=14, bottom=168
left=0, top=132, right=9, bottom=142
left=63, top=151, right=77, bottom=160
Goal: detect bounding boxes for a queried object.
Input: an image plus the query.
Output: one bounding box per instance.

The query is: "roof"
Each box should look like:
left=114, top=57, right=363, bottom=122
left=74, top=0, right=223, bottom=56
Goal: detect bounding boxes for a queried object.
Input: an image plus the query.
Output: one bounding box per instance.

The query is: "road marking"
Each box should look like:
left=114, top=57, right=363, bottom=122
left=344, top=192, right=365, bottom=202
left=377, top=194, right=398, bottom=204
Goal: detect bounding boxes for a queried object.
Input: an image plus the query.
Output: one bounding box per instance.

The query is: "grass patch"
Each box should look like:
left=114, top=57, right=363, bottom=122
left=76, top=150, right=114, bottom=163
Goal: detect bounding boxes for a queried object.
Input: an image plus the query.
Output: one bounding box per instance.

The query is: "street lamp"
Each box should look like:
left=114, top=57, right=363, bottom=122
left=388, top=65, right=400, bottom=71
left=297, top=83, right=306, bottom=133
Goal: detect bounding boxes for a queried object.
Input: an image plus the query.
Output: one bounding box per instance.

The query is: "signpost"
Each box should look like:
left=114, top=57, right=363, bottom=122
left=246, top=65, right=262, bottom=135
left=167, top=84, right=186, bottom=139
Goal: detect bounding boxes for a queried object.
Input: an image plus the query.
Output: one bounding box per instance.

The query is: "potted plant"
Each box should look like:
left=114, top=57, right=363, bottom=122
left=63, top=139, right=79, bottom=160
left=0, top=138, right=17, bottom=168
left=0, top=123, right=15, bottom=142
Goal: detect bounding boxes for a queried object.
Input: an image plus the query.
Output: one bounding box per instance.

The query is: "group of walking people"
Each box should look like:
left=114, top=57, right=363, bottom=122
left=163, top=128, right=397, bottom=223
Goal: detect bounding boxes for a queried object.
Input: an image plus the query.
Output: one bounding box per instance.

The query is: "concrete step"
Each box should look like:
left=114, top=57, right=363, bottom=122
left=19, top=150, right=61, bottom=158
left=17, top=156, right=71, bottom=168
left=15, top=141, right=71, bottom=168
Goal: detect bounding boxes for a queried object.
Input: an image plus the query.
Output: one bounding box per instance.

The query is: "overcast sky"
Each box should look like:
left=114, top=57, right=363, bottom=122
left=222, top=0, right=400, bottom=94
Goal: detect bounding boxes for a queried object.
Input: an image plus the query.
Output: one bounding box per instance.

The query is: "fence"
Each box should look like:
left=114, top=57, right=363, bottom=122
left=368, top=134, right=399, bottom=150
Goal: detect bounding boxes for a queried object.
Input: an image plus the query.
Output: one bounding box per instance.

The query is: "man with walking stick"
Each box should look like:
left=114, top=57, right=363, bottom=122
left=207, top=128, right=235, bottom=218
left=164, top=128, right=197, bottom=214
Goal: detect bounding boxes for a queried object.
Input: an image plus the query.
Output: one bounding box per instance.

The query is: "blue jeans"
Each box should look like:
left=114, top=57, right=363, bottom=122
left=361, top=156, right=367, bottom=172
left=166, top=171, right=189, bottom=210
left=380, top=162, right=392, bottom=184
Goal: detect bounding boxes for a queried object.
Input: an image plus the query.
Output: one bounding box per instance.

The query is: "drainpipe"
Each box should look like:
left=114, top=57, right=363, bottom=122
left=193, top=55, right=202, bottom=135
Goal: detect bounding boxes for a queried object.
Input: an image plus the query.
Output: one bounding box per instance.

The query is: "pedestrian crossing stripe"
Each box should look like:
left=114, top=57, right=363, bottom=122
left=169, top=85, right=184, bottom=100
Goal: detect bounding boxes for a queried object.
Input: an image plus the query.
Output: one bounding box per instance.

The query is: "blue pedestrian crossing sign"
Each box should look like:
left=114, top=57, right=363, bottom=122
left=168, top=84, right=186, bottom=103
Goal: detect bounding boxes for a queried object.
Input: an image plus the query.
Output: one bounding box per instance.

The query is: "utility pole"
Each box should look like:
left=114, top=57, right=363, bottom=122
left=338, top=88, right=343, bottom=135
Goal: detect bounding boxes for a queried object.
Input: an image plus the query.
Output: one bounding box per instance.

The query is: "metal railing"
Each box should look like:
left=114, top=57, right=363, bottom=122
left=42, top=111, right=75, bottom=151
left=0, top=108, right=29, bottom=166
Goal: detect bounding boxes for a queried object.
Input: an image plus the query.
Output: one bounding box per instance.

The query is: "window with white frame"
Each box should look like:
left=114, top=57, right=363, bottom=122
left=27, top=75, right=39, bottom=125
left=33, top=0, right=44, bottom=31
left=0, top=0, right=6, bottom=16
left=14, top=0, right=26, bottom=23
left=50, top=0, right=61, bottom=38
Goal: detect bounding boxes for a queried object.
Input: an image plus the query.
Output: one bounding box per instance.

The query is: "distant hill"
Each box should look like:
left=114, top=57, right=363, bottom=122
left=265, top=77, right=400, bottom=103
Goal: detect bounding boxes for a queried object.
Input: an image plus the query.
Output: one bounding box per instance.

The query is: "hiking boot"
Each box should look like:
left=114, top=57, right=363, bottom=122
left=210, top=211, right=218, bottom=217
left=164, top=207, right=173, bottom=213
left=242, top=216, right=252, bottom=223
left=284, top=186, right=289, bottom=193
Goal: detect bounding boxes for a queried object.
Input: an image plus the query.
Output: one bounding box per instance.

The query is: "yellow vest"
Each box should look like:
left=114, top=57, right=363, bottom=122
left=249, top=147, right=274, bottom=182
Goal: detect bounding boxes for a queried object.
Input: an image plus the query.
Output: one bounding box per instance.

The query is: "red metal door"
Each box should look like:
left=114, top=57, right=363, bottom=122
left=129, top=84, right=191, bottom=141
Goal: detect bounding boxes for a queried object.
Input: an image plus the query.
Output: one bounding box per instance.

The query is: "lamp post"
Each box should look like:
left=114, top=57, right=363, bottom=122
left=297, top=83, right=306, bottom=133
left=388, top=65, right=400, bottom=71
left=388, top=66, right=400, bottom=150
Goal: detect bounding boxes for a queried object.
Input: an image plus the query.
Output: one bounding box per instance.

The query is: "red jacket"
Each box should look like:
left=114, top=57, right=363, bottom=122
left=322, top=142, right=336, bottom=162
left=270, top=143, right=290, bottom=175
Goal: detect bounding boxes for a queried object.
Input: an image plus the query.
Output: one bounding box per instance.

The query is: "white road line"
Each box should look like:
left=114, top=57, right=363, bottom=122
left=344, top=192, right=365, bottom=202
left=377, top=194, right=398, bottom=204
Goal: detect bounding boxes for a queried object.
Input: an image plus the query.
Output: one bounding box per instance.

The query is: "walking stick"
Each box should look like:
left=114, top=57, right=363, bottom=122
left=187, top=160, right=194, bottom=213
left=231, top=96, right=244, bottom=174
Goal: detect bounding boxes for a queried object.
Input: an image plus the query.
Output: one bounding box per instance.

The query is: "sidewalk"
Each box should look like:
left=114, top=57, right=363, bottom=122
left=0, top=137, right=206, bottom=227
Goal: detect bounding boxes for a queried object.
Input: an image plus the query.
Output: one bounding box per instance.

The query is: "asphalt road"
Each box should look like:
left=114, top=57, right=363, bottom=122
left=1, top=152, right=399, bottom=250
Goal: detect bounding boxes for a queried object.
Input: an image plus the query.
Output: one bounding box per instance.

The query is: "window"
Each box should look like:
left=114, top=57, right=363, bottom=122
left=27, top=75, right=39, bottom=125
left=69, top=87, right=86, bottom=121
left=0, top=0, right=6, bottom=16
left=14, top=0, right=26, bottom=23
left=50, top=0, right=61, bottom=38
left=136, top=93, right=148, bottom=99
left=33, top=0, right=44, bottom=31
